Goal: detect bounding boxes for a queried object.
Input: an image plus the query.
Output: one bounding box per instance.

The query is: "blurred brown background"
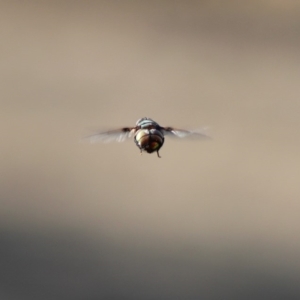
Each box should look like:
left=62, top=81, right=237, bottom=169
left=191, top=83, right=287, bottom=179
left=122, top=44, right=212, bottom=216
left=1, top=1, right=300, bottom=299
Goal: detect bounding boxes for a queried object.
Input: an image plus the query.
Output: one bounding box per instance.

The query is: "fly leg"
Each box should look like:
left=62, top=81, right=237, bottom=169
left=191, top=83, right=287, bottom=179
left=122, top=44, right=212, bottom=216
left=156, top=150, right=161, bottom=158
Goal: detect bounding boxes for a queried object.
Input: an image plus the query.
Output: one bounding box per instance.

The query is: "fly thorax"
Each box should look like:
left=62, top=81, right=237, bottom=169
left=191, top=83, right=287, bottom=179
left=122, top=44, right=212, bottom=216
left=136, top=118, right=158, bottom=129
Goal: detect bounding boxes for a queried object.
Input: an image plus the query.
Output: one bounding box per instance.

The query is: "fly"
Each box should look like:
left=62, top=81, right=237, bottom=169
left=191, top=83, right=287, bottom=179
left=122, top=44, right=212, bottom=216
left=85, top=117, right=210, bottom=158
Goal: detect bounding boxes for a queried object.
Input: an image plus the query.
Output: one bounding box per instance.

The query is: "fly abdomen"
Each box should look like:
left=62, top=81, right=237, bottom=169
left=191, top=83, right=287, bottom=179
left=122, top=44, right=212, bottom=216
left=135, top=129, right=164, bottom=154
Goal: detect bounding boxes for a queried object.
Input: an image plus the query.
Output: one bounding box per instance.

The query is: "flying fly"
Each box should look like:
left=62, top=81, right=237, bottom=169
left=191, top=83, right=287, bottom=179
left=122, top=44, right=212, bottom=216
left=86, top=117, right=209, bottom=158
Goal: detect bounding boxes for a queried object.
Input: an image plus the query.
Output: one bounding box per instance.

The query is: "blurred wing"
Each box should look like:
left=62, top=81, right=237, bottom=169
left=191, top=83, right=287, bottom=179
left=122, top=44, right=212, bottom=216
left=84, top=128, right=134, bottom=143
left=162, top=127, right=211, bottom=139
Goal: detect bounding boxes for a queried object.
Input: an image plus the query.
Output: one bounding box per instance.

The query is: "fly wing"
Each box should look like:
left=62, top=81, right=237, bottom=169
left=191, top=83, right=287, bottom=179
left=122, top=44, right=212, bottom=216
left=84, top=128, right=134, bottom=143
left=161, top=127, right=211, bottom=139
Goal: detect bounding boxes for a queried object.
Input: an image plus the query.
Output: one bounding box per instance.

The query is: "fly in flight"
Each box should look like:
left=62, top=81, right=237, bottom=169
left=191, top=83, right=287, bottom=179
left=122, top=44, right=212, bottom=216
left=86, top=117, right=210, bottom=158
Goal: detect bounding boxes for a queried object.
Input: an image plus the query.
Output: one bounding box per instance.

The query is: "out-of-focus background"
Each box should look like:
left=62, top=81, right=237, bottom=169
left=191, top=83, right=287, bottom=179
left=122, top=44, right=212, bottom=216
left=1, top=1, right=300, bottom=299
